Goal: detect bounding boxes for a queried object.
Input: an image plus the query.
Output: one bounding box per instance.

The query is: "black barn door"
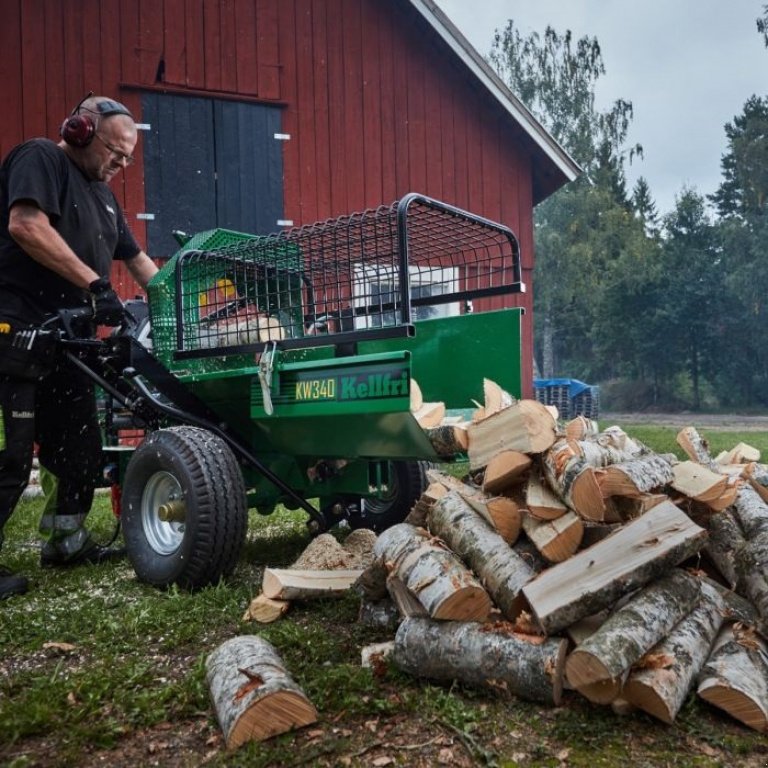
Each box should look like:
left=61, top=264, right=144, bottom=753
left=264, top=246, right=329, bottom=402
left=141, top=93, right=284, bottom=258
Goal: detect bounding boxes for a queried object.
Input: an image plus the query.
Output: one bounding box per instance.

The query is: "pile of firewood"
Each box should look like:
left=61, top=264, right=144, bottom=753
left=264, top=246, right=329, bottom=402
left=357, top=381, right=768, bottom=732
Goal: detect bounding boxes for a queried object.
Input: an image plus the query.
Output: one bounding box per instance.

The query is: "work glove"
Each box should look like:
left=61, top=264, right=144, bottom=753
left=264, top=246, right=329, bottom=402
left=88, top=277, right=125, bottom=326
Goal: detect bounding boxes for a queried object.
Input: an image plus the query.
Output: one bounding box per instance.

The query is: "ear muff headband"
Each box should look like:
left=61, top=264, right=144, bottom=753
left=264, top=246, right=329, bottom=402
left=60, top=93, right=133, bottom=148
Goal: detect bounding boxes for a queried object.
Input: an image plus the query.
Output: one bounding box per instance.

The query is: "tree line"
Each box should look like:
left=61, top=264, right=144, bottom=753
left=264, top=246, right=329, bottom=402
left=489, top=12, right=768, bottom=411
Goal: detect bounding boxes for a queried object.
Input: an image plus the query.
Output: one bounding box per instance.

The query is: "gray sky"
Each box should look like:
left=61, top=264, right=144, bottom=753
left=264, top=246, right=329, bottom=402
left=436, top=0, right=767, bottom=215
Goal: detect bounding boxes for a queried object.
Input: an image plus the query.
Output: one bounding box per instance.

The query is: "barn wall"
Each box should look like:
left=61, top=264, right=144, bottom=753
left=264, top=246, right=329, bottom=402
left=0, top=0, right=541, bottom=392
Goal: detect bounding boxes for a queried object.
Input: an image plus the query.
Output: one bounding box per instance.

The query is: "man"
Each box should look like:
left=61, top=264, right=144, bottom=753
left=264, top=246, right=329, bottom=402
left=0, top=94, right=158, bottom=599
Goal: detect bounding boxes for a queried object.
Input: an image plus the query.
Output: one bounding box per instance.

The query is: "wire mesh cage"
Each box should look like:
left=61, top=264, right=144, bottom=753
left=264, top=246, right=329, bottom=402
left=147, top=193, right=524, bottom=374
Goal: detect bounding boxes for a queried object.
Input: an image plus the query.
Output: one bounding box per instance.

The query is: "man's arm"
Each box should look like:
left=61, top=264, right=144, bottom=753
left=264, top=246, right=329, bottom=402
left=125, top=251, right=158, bottom=290
left=8, top=202, right=99, bottom=288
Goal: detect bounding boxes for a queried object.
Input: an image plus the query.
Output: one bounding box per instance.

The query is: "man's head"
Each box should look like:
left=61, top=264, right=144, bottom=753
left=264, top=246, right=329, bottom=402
left=59, top=96, right=138, bottom=183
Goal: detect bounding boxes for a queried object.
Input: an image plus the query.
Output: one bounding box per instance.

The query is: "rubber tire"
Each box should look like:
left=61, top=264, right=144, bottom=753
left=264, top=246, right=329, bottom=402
left=347, top=460, right=431, bottom=533
left=122, top=426, right=248, bottom=590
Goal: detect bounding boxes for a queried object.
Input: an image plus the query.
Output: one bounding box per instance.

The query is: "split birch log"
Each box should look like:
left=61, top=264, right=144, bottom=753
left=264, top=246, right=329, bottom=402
left=670, top=461, right=729, bottom=508
left=623, top=581, right=725, bottom=724
left=578, top=427, right=651, bottom=467
left=676, top=427, right=717, bottom=468
left=424, top=423, right=469, bottom=457
left=599, top=454, right=675, bottom=499
left=413, top=401, right=446, bottom=429
left=427, top=470, right=522, bottom=544
left=428, top=491, right=536, bottom=620
left=484, top=377, right=516, bottom=413
left=393, top=616, right=567, bottom=705
left=525, top=472, right=568, bottom=521
left=404, top=481, right=449, bottom=527
left=565, top=570, right=701, bottom=703
left=262, top=568, right=363, bottom=601
left=522, top=511, right=583, bottom=563
left=697, top=623, right=768, bottom=732
left=467, top=399, right=558, bottom=469
left=542, top=453, right=605, bottom=521
left=565, top=416, right=599, bottom=441
left=732, top=484, right=768, bottom=538
left=522, top=500, right=708, bottom=635
left=611, top=492, right=668, bottom=521
left=373, top=523, right=492, bottom=621
left=482, top=450, right=532, bottom=494
left=385, top=574, right=428, bottom=618
left=748, top=464, right=768, bottom=504
left=206, top=636, right=317, bottom=748
left=718, top=442, right=761, bottom=466
left=704, top=509, right=745, bottom=591
left=242, top=594, right=291, bottom=624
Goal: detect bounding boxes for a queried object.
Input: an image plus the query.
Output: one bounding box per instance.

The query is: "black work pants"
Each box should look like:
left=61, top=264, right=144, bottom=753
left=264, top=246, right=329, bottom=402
left=0, top=356, right=103, bottom=546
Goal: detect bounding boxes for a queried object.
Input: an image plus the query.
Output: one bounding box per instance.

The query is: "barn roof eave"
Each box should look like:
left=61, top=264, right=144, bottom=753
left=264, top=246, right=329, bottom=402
left=410, top=0, right=582, bottom=198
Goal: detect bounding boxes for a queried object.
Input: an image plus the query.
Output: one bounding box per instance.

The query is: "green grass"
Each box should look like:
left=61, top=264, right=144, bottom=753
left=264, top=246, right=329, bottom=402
left=1, top=427, right=767, bottom=767
left=598, top=422, right=768, bottom=460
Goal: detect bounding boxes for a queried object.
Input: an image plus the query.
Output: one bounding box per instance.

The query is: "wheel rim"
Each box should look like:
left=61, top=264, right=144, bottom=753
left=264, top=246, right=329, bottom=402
left=141, top=471, right=185, bottom=555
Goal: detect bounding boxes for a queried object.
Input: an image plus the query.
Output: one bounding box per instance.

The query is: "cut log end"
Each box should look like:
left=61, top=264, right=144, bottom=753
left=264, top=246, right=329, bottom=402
left=622, top=680, right=674, bottom=724
left=698, top=686, right=768, bottom=732
left=228, top=691, right=318, bottom=748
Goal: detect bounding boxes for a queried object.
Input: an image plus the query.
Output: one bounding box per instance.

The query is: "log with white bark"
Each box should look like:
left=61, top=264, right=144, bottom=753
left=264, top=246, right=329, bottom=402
left=697, top=623, right=768, bottom=732
left=358, top=597, right=401, bottom=630
left=526, top=472, right=568, bottom=521
left=242, top=594, right=291, bottom=624
left=748, top=463, right=768, bottom=504
left=522, top=511, right=583, bottom=564
left=373, top=523, right=492, bottom=621
left=622, top=581, right=725, bottom=724
left=542, top=452, right=605, bottom=521
left=424, top=423, right=469, bottom=458
left=482, top=450, right=532, bottom=494
left=206, top=636, right=317, bottom=748
left=565, top=416, right=599, bottom=441
left=404, top=481, right=449, bottom=528
left=427, top=470, right=522, bottom=544
left=467, top=399, right=558, bottom=469
left=428, top=491, right=536, bottom=620
left=735, top=530, right=768, bottom=631
left=565, top=570, right=702, bottom=701
left=393, top=617, right=567, bottom=705
left=579, top=427, right=651, bottom=467
left=599, top=454, right=675, bottom=499
left=522, top=500, right=708, bottom=635
left=676, top=427, right=718, bottom=469
left=732, top=484, right=768, bottom=538
left=704, top=509, right=745, bottom=591
left=261, top=568, right=363, bottom=601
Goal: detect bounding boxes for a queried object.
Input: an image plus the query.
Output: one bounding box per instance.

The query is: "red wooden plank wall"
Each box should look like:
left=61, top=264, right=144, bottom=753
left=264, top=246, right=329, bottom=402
left=0, top=0, right=538, bottom=392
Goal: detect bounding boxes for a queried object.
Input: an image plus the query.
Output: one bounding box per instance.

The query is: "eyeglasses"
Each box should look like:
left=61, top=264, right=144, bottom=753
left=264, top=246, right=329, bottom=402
left=93, top=133, right=135, bottom=166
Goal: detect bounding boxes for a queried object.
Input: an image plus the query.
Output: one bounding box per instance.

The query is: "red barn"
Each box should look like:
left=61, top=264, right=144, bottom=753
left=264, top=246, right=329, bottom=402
left=0, top=0, right=577, bottom=395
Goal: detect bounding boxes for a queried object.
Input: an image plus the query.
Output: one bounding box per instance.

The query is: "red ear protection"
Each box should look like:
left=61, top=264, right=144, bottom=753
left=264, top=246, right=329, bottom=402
left=60, top=93, right=134, bottom=148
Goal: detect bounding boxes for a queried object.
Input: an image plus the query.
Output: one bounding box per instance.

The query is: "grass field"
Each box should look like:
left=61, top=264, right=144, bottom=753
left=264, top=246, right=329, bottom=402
left=1, top=421, right=767, bottom=767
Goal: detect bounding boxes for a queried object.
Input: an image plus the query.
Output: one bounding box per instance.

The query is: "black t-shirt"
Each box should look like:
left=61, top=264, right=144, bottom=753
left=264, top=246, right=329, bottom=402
left=0, top=138, right=141, bottom=325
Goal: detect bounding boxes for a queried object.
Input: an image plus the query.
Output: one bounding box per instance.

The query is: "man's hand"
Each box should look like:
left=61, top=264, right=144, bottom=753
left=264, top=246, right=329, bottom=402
left=89, top=277, right=124, bottom=326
